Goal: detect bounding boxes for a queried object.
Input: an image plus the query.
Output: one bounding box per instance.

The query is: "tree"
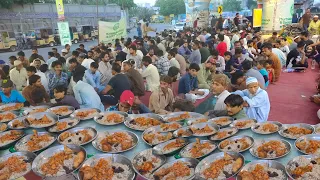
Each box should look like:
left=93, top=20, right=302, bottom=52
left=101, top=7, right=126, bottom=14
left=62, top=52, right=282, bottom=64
left=129, top=6, right=154, bottom=19
left=247, top=0, right=257, bottom=10
left=222, top=0, right=242, bottom=12
left=0, top=0, right=39, bottom=9
left=155, top=0, right=185, bottom=16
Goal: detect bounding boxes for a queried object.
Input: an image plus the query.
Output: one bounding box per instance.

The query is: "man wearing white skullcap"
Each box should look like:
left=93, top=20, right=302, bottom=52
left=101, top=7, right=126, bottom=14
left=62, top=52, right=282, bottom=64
left=232, top=77, right=270, bottom=122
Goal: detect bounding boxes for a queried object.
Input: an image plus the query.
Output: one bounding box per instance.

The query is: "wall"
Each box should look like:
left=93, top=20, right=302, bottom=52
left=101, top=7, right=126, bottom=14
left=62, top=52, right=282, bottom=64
left=0, top=3, right=121, bottom=33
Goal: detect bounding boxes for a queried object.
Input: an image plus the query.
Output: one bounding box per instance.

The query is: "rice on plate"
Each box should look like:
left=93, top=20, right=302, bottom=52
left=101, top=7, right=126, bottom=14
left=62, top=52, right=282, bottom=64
left=286, top=155, right=320, bottom=180
left=209, top=127, right=238, bottom=141
left=295, top=135, right=320, bottom=155
left=0, top=111, right=17, bottom=123
left=209, top=116, right=233, bottom=127
left=0, top=130, right=24, bottom=147
left=8, top=117, right=29, bottom=129
left=238, top=161, right=287, bottom=180
left=0, top=123, right=7, bottom=132
left=15, top=130, right=56, bottom=152
left=189, top=123, right=218, bottom=137
left=180, top=138, right=216, bottom=158
left=252, top=122, right=281, bottom=134
left=132, top=149, right=165, bottom=179
left=143, top=128, right=173, bottom=145
left=59, top=127, right=97, bottom=145
left=219, top=136, right=253, bottom=152
left=49, top=106, right=74, bottom=117
left=25, top=112, right=58, bottom=128
left=173, top=127, right=193, bottom=138
left=125, top=116, right=163, bottom=131
left=72, top=108, right=100, bottom=120
left=231, top=119, right=257, bottom=129
left=48, top=118, right=79, bottom=132
left=250, top=139, right=290, bottom=159
left=158, top=122, right=182, bottom=132
left=153, top=138, right=188, bottom=155
left=94, top=112, right=126, bottom=125
left=280, top=124, right=314, bottom=139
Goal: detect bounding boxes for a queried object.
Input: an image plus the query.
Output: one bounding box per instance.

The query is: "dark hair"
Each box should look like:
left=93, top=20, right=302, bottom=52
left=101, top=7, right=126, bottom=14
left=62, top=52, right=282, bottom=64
left=160, top=75, right=173, bottom=84
left=262, top=42, right=273, bottom=50
left=300, top=31, right=309, bottom=37
left=51, top=60, right=62, bottom=68
left=234, top=41, right=241, bottom=45
left=65, top=44, right=70, bottom=48
left=73, top=72, right=84, bottom=83
left=173, top=99, right=195, bottom=112
left=168, top=50, right=176, bottom=57
left=123, top=59, right=135, bottom=66
left=72, top=51, right=79, bottom=57
left=200, top=42, right=206, bottom=47
left=32, top=47, right=38, bottom=51
left=149, top=39, right=156, bottom=45
left=252, top=36, right=258, bottom=40
left=48, top=52, right=54, bottom=57
left=29, top=74, right=40, bottom=85
left=210, top=49, right=219, bottom=57
left=272, top=32, right=277, bottom=35
left=88, top=50, right=93, bottom=54
left=31, top=88, right=45, bottom=104
left=2, top=65, right=9, bottom=77
left=156, top=37, right=161, bottom=44
left=242, top=60, right=252, bottom=71
left=231, top=71, right=244, bottom=84
left=129, top=45, right=137, bottom=51
left=297, top=41, right=306, bottom=48
left=218, top=34, right=224, bottom=41
left=275, top=40, right=281, bottom=44
left=100, top=52, right=109, bottom=59
left=168, top=66, right=180, bottom=78
left=224, top=94, right=244, bottom=107
left=224, top=51, right=232, bottom=57
left=265, top=60, right=273, bottom=65
left=235, top=48, right=243, bottom=55
left=155, top=49, right=164, bottom=57
left=193, top=41, right=200, bottom=47
left=54, top=85, right=67, bottom=94
left=26, top=66, right=37, bottom=73
left=171, top=48, right=178, bottom=54
left=39, top=64, right=48, bottom=73
left=52, top=48, right=57, bottom=51
left=69, top=58, right=78, bottom=64
left=142, top=56, right=152, bottom=64
left=247, top=40, right=253, bottom=44
left=58, top=57, right=66, bottom=64
left=189, top=63, right=200, bottom=71
left=79, top=44, right=84, bottom=47
left=90, top=62, right=99, bottom=69
left=112, top=63, right=121, bottom=73
left=9, top=56, right=17, bottom=60
left=17, top=51, right=25, bottom=56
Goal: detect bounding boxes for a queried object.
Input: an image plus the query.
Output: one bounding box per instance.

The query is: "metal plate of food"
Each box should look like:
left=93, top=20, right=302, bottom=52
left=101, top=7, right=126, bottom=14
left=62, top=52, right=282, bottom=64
left=8, top=116, right=30, bottom=129
left=279, top=123, right=314, bottom=140
left=152, top=138, right=188, bottom=155
left=124, top=113, right=164, bottom=131
left=23, top=105, right=50, bottom=115
left=249, top=138, right=291, bottom=160
left=0, top=151, right=37, bottom=180
left=24, top=112, right=58, bottom=128
left=153, top=122, right=183, bottom=132
left=152, top=158, right=199, bottom=180
left=173, top=126, right=193, bottom=138
left=48, top=106, right=75, bottom=118
left=209, top=127, right=239, bottom=141
left=0, top=103, right=24, bottom=112
left=78, top=153, right=135, bottom=180
left=285, top=155, right=319, bottom=179
left=132, top=148, right=166, bottom=179
left=230, top=118, right=257, bottom=130
left=46, top=118, right=80, bottom=133
left=92, top=130, right=138, bottom=153
left=179, top=139, right=217, bottom=159
left=58, top=127, right=97, bottom=146
left=15, top=130, right=57, bottom=153
left=32, top=144, right=87, bottom=178
left=251, top=121, right=282, bottom=135
left=0, top=122, right=7, bottom=132
left=70, top=108, right=101, bottom=120
left=295, top=134, right=320, bottom=155
left=218, top=135, right=254, bottom=153
left=0, top=111, right=19, bottom=123
left=189, top=122, right=219, bottom=137
left=94, top=111, right=127, bottom=126
left=314, top=123, right=320, bottom=134
left=195, top=151, right=244, bottom=180
left=0, top=130, right=25, bottom=149
left=186, top=117, right=209, bottom=126
left=142, top=127, right=173, bottom=146
left=209, top=116, right=234, bottom=127
left=163, top=112, right=205, bottom=122
left=237, top=160, right=287, bottom=180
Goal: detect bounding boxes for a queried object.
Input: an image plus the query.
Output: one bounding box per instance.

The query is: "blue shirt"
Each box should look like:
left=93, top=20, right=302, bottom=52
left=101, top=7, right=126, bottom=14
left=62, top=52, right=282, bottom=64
left=188, top=49, right=201, bottom=64
left=0, top=90, right=26, bottom=104
left=178, top=73, right=198, bottom=94
left=84, top=69, right=102, bottom=89
left=233, top=87, right=270, bottom=122
left=73, top=80, right=104, bottom=111
left=259, top=68, right=269, bottom=88
left=47, top=57, right=58, bottom=68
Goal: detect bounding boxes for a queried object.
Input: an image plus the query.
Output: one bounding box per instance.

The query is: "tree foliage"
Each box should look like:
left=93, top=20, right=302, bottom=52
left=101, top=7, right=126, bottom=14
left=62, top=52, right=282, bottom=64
left=222, top=0, right=242, bottom=12
left=155, top=0, right=185, bottom=16
left=129, top=6, right=154, bottom=19
left=247, top=0, right=257, bottom=10
left=0, top=0, right=39, bottom=9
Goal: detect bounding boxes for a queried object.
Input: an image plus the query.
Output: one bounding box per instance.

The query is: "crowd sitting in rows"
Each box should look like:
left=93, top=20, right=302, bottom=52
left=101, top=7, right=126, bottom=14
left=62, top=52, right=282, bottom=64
left=1, top=25, right=319, bottom=122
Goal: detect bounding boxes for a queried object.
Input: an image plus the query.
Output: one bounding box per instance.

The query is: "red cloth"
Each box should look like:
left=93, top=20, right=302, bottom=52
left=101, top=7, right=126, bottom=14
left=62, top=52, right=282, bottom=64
left=216, top=42, right=227, bottom=56
left=193, top=20, right=198, bottom=28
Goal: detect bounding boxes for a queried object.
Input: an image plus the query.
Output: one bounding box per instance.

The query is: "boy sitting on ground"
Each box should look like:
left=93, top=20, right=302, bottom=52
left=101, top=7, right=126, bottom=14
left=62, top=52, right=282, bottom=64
left=178, top=63, right=204, bottom=95
left=53, top=85, right=80, bottom=109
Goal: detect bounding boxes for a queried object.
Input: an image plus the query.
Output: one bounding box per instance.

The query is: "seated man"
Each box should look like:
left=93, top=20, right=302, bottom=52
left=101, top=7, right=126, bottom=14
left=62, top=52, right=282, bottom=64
left=107, top=90, right=151, bottom=114
left=53, top=85, right=80, bottom=109
left=206, top=94, right=248, bottom=120
left=149, top=75, right=175, bottom=114
left=233, top=77, right=270, bottom=122
left=73, top=73, right=104, bottom=111
left=210, top=74, right=231, bottom=111
left=84, top=62, right=105, bottom=93
left=178, top=63, right=204, bottom=95
left=22, top=74, right=50, bottom=106
left=197, top=59, right=215, bottom=89
left=0, top=79, right=27, bottom=105
left=242, top=60, right=265, bottom=89
left=286, top=41, right=308, bottom=68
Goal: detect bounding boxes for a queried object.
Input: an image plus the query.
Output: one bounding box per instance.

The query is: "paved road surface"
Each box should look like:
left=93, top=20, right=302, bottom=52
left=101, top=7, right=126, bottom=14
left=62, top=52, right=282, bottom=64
left=0, top=23, right=173, bottom=63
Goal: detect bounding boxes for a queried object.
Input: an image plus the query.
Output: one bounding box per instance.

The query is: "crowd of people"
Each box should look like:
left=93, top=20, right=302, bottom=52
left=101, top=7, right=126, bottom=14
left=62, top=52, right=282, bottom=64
left=0, top=12, right=319, bottom=122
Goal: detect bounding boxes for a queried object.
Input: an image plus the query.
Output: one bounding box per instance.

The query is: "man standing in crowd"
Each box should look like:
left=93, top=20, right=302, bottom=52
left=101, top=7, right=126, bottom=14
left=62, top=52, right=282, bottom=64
left=188, top=41, right=201, bottom=65
left=98, top=52, right=112, bottom=86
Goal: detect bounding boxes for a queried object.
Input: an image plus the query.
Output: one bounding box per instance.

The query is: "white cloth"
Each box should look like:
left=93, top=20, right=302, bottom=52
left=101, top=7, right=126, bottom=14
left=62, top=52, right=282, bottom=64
left=141, top=64, right=160, bottom=92
left=81, top=58, right=95, bottom=69
left=214, top=90, right=231, bottom=111
left=169, top=58, right=181, bottom=69
left=9, top=68, right=28, bottom=91
left=224, top=35, right=231, bottom=51
left=98, top=61, right=112, bottom=86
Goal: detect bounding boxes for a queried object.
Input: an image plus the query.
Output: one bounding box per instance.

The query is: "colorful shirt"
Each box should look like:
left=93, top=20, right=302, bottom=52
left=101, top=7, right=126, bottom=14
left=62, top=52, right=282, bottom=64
left=154, top=56, right=170, bottom=75
left=47, top=71, right=68, bottom=96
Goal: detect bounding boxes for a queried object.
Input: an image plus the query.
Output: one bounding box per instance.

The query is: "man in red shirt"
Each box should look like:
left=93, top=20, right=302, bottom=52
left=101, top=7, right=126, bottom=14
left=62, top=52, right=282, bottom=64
left=193, top=18, right=199, bottom=29
left=216, top=34, right=227, bottom=56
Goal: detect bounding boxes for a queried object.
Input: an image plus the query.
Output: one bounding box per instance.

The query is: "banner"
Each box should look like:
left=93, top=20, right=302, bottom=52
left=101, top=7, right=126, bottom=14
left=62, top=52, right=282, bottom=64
left=57, top=22, right=72, bottom=46
left=56, top=0, right=65, bottom=20
left=253, top=9, right=262, bottom=27
left=261, top=0, right=294, bottom=31
left=99, top=18, right=127, bottom=44
left=184, top=0, right=211, bottom=28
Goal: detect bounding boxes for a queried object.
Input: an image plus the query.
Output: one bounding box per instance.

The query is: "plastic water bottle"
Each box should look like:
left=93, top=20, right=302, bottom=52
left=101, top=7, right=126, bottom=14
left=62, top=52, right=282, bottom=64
left=311, top=59, right=316, bottom=70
